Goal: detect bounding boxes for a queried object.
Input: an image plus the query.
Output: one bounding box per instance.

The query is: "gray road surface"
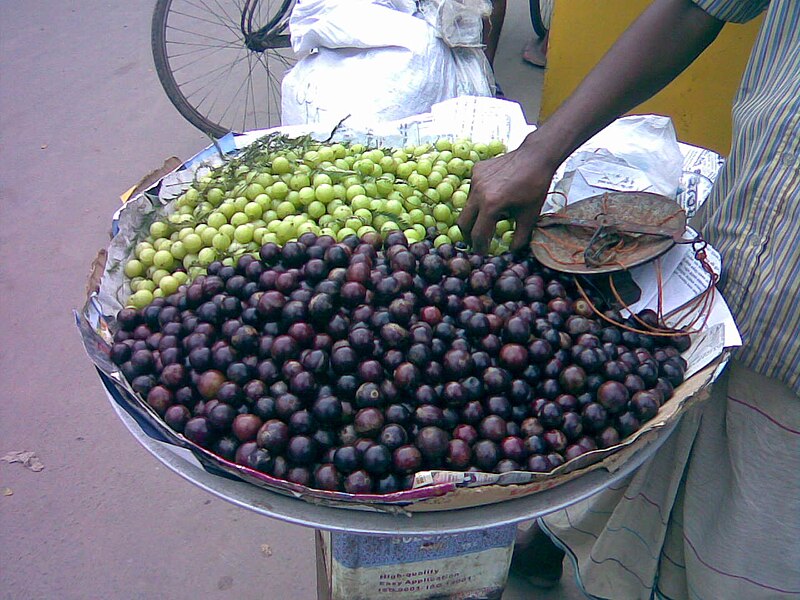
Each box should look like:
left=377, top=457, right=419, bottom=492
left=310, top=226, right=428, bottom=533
left=0, top=2, right=581, bottom=598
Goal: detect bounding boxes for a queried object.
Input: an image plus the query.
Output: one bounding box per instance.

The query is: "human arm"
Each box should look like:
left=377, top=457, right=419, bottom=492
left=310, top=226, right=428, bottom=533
left=483, top=0, right=507, bottom=66
left=458, top=0, right=726, bottom=254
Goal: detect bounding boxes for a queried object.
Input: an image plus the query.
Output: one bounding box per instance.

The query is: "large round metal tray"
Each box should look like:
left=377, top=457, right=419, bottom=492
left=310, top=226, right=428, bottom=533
left=100, top=374, right=679, bottom=536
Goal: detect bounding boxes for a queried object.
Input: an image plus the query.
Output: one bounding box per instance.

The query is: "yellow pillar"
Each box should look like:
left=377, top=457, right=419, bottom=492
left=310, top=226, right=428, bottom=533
left=540, top=1, right=763, bottom=155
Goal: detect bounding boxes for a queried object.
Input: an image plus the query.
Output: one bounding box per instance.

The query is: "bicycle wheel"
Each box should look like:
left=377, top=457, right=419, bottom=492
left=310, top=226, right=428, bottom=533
left=152, top=0, right=296, bottom=138
left=529, top=0, right=553, bottom=39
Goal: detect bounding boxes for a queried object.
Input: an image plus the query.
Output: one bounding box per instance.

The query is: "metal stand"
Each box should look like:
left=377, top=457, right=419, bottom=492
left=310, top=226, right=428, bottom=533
left=102, top=379, right=678, bottom=598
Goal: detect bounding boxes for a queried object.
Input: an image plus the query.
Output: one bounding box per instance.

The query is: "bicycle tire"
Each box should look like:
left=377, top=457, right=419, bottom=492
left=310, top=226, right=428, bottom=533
left=152, top=0, right=296, bottom=138
left=529, top=0, right=550, bottom=39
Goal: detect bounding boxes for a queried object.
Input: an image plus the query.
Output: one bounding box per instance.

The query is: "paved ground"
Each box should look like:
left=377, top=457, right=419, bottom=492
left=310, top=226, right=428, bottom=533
left=0, top=2, right=582, bottom=599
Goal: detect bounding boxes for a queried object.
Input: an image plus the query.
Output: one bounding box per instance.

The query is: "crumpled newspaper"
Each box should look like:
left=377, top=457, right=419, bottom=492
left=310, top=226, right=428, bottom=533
left=1, top=451, right=44, bottom=472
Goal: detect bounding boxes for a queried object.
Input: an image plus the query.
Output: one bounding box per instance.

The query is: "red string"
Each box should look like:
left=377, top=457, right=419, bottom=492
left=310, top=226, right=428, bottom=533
left=573, top=236, right=718, bottom=338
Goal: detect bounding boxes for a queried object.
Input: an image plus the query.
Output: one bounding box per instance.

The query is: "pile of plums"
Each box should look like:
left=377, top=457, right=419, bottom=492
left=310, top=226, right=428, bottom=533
left=109, top=231, right=690, bottom=494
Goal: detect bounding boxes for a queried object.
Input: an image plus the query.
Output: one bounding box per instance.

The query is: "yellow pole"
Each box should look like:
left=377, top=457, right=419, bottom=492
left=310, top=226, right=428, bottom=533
left=540, top=1, right=763, bottom=155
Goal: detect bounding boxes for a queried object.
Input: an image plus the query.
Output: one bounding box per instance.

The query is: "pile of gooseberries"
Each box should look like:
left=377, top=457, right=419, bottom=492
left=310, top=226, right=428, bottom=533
left=123, top=137, right=513, bottom=309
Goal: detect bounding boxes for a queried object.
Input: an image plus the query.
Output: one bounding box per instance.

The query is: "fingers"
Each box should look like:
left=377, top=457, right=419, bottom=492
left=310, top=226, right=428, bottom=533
left=456, top=199, right=479, bottom=246
left=470, top=208, right=497, bottom=255
left=511, top=210, right=538, bottom=253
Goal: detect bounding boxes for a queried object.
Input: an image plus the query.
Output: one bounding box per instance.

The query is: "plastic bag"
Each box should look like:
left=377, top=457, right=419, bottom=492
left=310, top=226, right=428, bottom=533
left=289, top=0, right=422, bottom=57
left=417, top=0, right=493, bottom=48
left=545, top=115, right=685, bottom=212
left=282, top=0, right=493, bottom=127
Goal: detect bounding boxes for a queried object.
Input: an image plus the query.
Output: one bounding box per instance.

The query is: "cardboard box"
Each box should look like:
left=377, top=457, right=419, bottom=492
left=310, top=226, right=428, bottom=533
left=316, top=525, right=516, bottom=600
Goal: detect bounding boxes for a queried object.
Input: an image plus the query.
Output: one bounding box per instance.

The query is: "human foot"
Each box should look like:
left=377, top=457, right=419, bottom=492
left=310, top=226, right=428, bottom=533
left=510, top=524, right=565, bottom=588
left=522, top=35, right=548, bottom=68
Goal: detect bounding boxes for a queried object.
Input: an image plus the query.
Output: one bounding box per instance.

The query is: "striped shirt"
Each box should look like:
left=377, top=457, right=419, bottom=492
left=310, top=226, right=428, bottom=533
left=692, top=0, right=800, bottom=395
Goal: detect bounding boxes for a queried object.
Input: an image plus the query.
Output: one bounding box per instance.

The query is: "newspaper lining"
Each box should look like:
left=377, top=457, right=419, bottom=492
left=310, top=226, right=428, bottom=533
left=80, top=98, right=739, bottom=502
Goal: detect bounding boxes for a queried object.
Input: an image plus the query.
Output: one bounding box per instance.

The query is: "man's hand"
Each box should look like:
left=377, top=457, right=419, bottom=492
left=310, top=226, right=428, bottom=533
left=457, top=137, right=558, bottom=254
left=459, top=0, right=723, bottom=256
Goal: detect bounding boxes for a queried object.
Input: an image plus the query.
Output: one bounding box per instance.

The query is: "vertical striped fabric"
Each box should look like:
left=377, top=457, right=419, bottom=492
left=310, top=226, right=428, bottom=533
left=542, top=362, right=800, bottom=599
left=539, top=4, right=800, bottom=600
left=693, top=0, right=800, bottom=394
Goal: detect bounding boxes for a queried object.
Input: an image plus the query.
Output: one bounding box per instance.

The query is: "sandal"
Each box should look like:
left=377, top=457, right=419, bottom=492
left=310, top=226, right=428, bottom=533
left=510, top=525, right=566, bottom=589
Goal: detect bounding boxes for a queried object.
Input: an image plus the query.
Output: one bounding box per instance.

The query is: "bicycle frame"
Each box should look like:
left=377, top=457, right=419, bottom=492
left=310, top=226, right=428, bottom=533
left=242, top=0, right=294, bottom=50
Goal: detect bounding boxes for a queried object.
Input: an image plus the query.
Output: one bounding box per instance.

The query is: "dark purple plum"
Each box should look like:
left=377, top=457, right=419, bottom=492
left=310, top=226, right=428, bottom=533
left=452, top=424, right=478, bottom=445
left=596, top=426, right=621, bottom=449
left=288, top=409, right=316, bottom=435
left=313, top=464, right=342, bottom=491
left=561, top=412, right=584, bottom=440
left=493, top=276, right=523, bottom=302
left=257, top=419, right=289, bottom=452
left=521, top=417, right=544, bottom=438
left=393, top=445, right=423, bottom=474
left=461, top=400, right=484, bottom=425
left=363, top=444, right=392, bottom=475
left=247, top=448, right=274, bottom=473
left=495, top=459, right=521, bottom=473
left=500, top=436, right=527, bottom=462
left=559, top=365, right=587, bottom=395
left=394, top=362, right=421, bottom=391
left=433, top=380, right=460, bottom=407
left=212, top=436, right=239, bottom=461
left=442, top=349, right=474, bottom=379
left=630, top=390, right=660, bottom=421
left=524, top=434, right=547, bottom=455
left=483, top=367, right=512, bottom=394
left=131, top=374, right=157, bottom=398
left=146, top=386, right=172, bottom=416
left=528, top=339, right=553, bottom=363
left=575, top=435, right=598, bottom=452
left=484, top=395, right=512, bottom=420
left=343, top=470, right=373, bottom=494
left=287, top=466, right=312, bottom=486
left=184, top=417, right=213, bottom=446
left=354, top=407, right=384, bottom=437
left=379, top=424, right=408, bottom=450
left=164, top=404, right=191, bottom=433
left=254, top=396, right=276, bottom=421
left=472, top=440, right=500, bottom=471
left=597, top=381, right=630, bottom=414
left=414, top=405, right=444, bottom=428
left=380, top=324, right=410, bottom=350
left=555, top=394, right=580, bottom=413
left=616, top=412, right=641, bottom=437
left=330, top=345, right=358, bottom=375
left=385, top=403, right=412, bottom=426
left=286, top=435, right=318, bottom=465
left=333, top=445, right=361, bottom=473
left=358, top=359, right=384, bottom=383
left=655, top=377, right=674, bottom=402
left=478, top=415, right=507, bottom=442
left=581, top=402, right=609, bottom=432
left=310, top=396, right=342, bottom=425
left=526, top=454, right=551, bottom=473
left=499, top=344, right=528, bottom=373
left=446, top=439, right=472, bottom=470
left=537, top=401, right=564, bottom=429
left=660, top=360, right=685, bottom=388
left=207, top=402, right=236, bottom=430
left=235, top=441, right=259, bottom=466
left=543, top=429, right=568, bottom=452
left=415, top=426, right=450, bottom=461
left=232, top=413, right=263, bottom=442
left=564, top=444, right=587, bottom=461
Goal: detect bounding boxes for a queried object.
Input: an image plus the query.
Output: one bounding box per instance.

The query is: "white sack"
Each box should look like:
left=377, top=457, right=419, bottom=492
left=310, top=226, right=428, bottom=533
left=282, top=0, right=493, bottom=127
left=546, top=115, right=685, bottom=211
